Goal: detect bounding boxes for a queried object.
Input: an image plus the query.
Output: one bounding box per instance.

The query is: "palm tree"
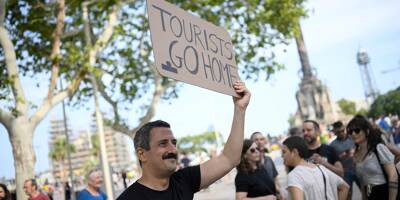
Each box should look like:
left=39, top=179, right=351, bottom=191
left=90, top=133, right=100, bottom=158
left=49, top=137, right=76, bottom=185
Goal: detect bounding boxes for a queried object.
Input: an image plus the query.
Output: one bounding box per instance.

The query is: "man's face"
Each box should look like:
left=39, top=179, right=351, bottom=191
left=252, top=133, right=267, bottom=150
left=142, top=127, right=178, bottom=175
left=23, top=181, right=35, bottom=196
left=333, top=126, right=346, bottom=139
left=88, top=171, right=103, bottom=190
left=303, top=122, right=319, bottom=145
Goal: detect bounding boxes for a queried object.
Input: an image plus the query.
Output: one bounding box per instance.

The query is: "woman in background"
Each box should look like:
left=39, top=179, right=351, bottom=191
left=0, top=183, right=12, bottom=200
left=235, top=139, right=277, bottom=200
left=348, top=115, right=398, bottom=200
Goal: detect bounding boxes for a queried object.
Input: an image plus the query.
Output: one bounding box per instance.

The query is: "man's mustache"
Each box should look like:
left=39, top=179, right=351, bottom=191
left=162, top=152, right=178, bottom=160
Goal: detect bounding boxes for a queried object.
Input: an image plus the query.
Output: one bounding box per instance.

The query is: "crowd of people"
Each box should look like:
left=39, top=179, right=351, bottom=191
left=1, top=83, right=399, bottom=200
left=232, top=113, right=400, bottom=200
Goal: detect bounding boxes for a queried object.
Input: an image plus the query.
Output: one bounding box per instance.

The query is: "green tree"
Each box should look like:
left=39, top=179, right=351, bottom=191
left=337, top=98, right=357, bottom=115
left=0, top=1, right=120, bottom=197
left=48, top=137, right=76, bottom=184
left=1, top=0, right=306, bottom=197
left=357, top=108, right=368, bottom=116
left=90, top=133, right=100, bottom=158
left=369, top=87, right=400, bottom=119
left=100, top=0, right=308, bottom=136
left=178, top=131, right=223, bottom=153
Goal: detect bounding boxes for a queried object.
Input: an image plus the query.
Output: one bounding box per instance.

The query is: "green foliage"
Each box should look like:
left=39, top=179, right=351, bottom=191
left=178, top=131, right=223, bottom=153
left=337, top=98, right=357, bottom=115
left=2, top=0, right=307, bottom=115
left=357, top=108, right=368, bottom=116
left=368, top=87, right=400, bottom=119
left=90, top=133, right=100, bottom=158
left=48, top=137, right=76, bottom=162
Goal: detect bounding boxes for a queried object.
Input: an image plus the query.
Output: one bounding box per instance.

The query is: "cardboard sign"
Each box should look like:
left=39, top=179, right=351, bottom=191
left=147, top=0, right=240, bottom=96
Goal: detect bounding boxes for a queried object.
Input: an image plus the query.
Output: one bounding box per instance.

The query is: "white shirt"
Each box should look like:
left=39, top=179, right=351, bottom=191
left=287, top=165, right=346, bottom=200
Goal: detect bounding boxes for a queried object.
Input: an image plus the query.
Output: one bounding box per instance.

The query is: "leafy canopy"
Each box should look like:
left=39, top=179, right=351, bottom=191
left=368, top=87, right=400, bottom=119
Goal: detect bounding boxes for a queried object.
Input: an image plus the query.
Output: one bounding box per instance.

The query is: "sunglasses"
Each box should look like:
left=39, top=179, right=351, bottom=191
left=348, top=128, right=362, bottom=135
left=249, top=148, right=258, bottom=153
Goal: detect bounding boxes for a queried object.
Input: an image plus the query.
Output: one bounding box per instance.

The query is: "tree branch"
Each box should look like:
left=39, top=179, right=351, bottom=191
left=96, top=76, right=121, bottom=123
left=91, top=3, right=120, bottom=56
left=48, top=0, right=65, bottom=99
left=30, top=70, right=86, bottom=126
left=0, top=28, right=28, bottom=115
left=0, top=0, right=5, bottom=27
left=61, top=28, right=83, bottom=39
left=0, top=109, right=13, bottom=131
left=116, top=67, right=176, bottom=138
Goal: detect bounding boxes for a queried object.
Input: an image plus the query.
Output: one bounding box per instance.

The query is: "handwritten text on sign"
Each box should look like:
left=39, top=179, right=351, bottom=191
left=147, top=0, right=240, bottom=96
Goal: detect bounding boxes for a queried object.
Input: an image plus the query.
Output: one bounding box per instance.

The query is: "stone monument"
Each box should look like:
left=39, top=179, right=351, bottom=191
left=293, top=24, right=337, bottom=127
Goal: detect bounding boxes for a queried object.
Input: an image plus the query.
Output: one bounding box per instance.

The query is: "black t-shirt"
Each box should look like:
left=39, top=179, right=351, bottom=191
left=263, top=155, right=278, bottom=180
left=307, top=144, right=339, bottom=165
left=235, top=167, right=276, bottom=198
left=117, top=165, right=201, bottom=200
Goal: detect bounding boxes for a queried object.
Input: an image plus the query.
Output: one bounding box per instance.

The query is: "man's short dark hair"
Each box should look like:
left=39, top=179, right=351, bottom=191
left=283, top=136, right=309, bottom=159
left=25, top=179, right=38, bottom=190
left=303, top=119, right=320, bottom=130
left=332, top=121, right=344, bottom=130
left=134, top=120, right=170, bottom=150
left=250, top=131, right=262, bottom=140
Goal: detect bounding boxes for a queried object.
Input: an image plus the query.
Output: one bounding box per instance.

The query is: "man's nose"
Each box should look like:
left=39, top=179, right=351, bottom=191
left=167, top=142, right=177, bottom=151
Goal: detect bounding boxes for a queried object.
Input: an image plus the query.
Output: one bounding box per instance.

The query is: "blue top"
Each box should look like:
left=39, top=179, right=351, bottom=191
left=77, top=189, right=107, bottom=200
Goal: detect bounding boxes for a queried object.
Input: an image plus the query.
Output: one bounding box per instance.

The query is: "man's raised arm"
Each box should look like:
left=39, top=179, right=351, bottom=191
left=199, top=81, right=251, bottom=189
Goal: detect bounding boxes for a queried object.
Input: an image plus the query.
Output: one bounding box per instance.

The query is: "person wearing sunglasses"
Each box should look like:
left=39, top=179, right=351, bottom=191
left=282, top=136, right=349, bottom=200
left=250, top=132, right=284, bottom=200
left=329, top=121, right=360, bottom=200
left=348, top=115, right=398, bottom=200
left=235, top=139, right=277, bottom=200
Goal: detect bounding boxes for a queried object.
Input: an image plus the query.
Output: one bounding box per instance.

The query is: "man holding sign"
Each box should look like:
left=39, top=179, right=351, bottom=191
left=116, top=81, right=251, bottom=199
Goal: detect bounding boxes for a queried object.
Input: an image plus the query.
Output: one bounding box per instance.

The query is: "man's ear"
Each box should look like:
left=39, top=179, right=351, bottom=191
left=136, top=148, right=147, bottom=163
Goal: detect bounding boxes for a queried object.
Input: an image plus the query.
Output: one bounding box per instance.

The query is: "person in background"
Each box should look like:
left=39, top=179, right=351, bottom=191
left=235, top=139, right=277, bottom=200
left=303, top=120, right=344, bottom=177
left=348, top=115, right=398, bottom=200
left=251, top=131, right=284, bottom=200
left=0, top=183, right=12, bottom=200
left=42, top=180, right=53, bottom=200
left=23, top=179, right=50, bottom=200
left=282, top=136, right=349, bottom=200
left=289, top=127, right=303, bottom=138
left=376, top=114, right=391, bottom=132
left=64, top=182, right=71, bottom=200
left=77, top=168, right=107, bottom=200
left=329, top=121, right=359, bottom=199
left=180, top=151, right=192, bottom=168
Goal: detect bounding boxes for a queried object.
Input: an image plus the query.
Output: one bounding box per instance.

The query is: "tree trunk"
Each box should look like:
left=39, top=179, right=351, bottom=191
left=8, top=117, right=35, bottom=200
left=60, top=161, right=66, bottom=200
